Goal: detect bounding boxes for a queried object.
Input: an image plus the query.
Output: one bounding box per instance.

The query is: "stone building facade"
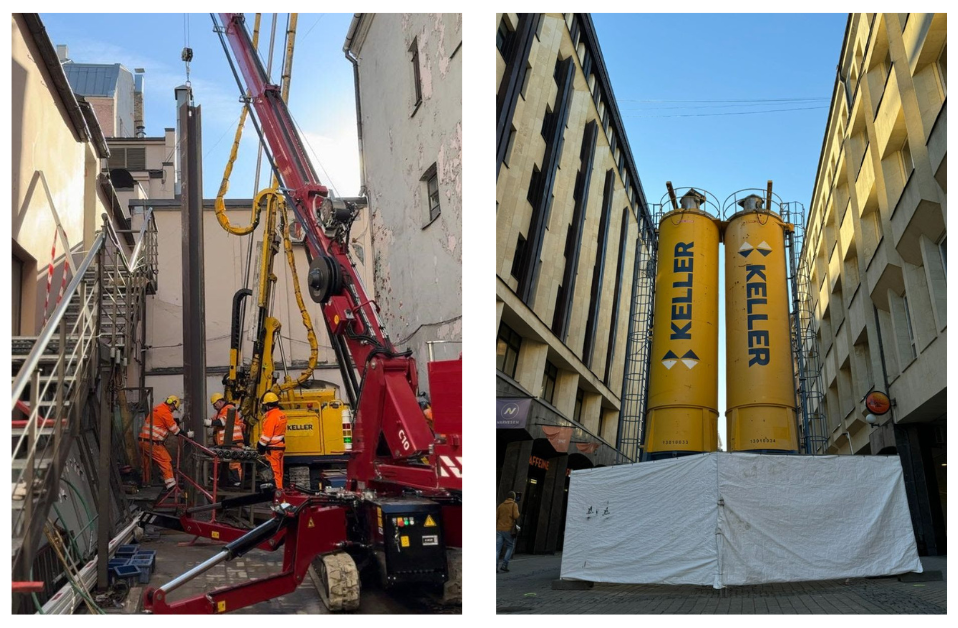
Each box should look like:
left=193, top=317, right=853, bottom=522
left=799, top=13, right=946, bottom=555
left=495, top=13, right=655, bottom=554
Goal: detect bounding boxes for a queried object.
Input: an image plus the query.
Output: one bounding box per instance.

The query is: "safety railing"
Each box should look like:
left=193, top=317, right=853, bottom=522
left=11, top=210, right=157, bottom=573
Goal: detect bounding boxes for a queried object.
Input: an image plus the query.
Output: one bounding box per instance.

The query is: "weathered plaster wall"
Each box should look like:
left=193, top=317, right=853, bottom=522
left=355, top=13, right=463, bottom=389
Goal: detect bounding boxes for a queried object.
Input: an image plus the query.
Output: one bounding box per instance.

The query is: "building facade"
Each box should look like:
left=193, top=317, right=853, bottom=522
left=495, top=13, right=655, bottom=554
left=799, top=13, right=946, bottom=554
left=344, top=13, right=464, bottom=389
left=61, top=55, right=138, bottom=139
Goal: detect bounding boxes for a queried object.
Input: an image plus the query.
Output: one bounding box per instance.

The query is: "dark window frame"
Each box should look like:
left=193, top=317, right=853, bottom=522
left=410, top=37, right=423, bottom=111
left=496, top=323, right=522, bottom=379
left=541, top=360, right=558, bottom=405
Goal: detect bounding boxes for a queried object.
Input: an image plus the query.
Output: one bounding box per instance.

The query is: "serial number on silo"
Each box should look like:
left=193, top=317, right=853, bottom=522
left=662, top=440, right=689, bottom=445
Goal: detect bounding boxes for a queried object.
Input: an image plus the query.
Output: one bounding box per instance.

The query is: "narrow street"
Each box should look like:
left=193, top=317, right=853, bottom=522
left=496, top=553, right=946, bottom=614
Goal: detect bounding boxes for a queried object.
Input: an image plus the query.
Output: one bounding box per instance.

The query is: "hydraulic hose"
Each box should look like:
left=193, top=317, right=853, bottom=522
left=214, top=13, right=266, bottom=236
left=278, top=201, right=318, bottom=391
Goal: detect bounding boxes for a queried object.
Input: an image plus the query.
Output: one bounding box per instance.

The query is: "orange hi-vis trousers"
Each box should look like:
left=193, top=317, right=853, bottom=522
left=140, top=440, right=175, bottom=488
left=267, top=449, right=284, bottom=489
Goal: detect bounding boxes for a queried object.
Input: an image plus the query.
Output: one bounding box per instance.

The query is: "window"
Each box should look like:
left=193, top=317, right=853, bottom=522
left=410, top=38, right=423, bottom=109
left=503, top=127, right=518, bottom=168
left=496, top=17, right=513, bottom=56
left=573, top=389, right=583, bottom=424
left=527, top=165, right=541, bottom=205
left=496, top=323, right=522, bottom=378
left=937, top=43, right=947, bottom=95
left=902, top=294, right=917, bottom=360
left=107, top=146, right=146, bottom=171
left=12, top=255, right=22, bottom=335
left=541, top=105, right=554, bottom=139
left=939, top=236, right=947, bottom=276
left=520, top=61, right=533, bottom=99
left=601, top=106, right=610, bottom=133
left=541, top=361, right=557, bottom=405
left=423, top=165, right=440, bottom=222
left=511, top=235, right=526, bottom=279
left=898, top=136, right=914, bottom=179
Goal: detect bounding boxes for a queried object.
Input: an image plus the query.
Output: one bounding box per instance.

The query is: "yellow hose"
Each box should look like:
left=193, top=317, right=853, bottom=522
left=278, top=198, right=318, bottom=391
left=215, top=14, right=266, bottom=236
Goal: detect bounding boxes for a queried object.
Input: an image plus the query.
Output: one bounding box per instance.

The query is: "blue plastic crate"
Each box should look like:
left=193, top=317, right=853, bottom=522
left=115, top=544, right=138, bottom=557
left=107, top=558, right=130, bottom=570
left=110, top=564, right=140, bottom=584
left=129, top=559, right=152, bottom=584
left=133, top=552, right=156, bottom=573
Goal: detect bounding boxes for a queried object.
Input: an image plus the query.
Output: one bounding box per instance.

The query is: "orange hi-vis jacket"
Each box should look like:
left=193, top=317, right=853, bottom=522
left=258, top=407, right=287, bottom=450
left=139, top=403, right=180, bottom=441
left=212, top=403, right=244, bottom=446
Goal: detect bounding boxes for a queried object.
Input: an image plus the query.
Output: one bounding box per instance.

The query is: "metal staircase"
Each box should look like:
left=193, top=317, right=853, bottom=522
left=11, top=211, right=157, bottom=587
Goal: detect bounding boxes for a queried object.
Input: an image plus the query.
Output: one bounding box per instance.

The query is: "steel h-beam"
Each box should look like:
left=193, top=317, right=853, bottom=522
left=177, top=86, right=207, bottom=450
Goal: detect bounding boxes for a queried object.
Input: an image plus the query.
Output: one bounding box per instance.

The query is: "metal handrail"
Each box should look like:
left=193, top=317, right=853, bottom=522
left=11, top=210, right=155, bottom=407
left=11, top=231, right=105, bottom=407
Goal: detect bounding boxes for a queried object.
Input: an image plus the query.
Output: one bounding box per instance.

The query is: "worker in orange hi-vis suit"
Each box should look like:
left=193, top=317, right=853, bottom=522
left=256, top=392, right=287, bottom=489
left=205, top=392, right=245, bottom=487
left=138, top=396, right=194, bottom=491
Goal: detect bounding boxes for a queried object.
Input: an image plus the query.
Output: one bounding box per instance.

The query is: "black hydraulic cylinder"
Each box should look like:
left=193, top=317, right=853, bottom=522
left=224, top=516, right=285, bottom=559
left=185, top=488, right=276, bottom=515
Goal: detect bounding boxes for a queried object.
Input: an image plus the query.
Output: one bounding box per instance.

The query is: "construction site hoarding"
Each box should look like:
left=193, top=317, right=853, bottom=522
left=645, top=210, right=719, bottom=458
left=724, top=209, right=799, bottom=453
left=560, top=453, right=922, bottom=587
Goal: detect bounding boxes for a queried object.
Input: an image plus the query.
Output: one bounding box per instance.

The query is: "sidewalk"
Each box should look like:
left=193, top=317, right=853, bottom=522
left=496, top=553, right=946, bottom=614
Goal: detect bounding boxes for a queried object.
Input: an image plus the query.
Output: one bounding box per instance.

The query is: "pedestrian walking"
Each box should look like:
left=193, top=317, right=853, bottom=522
left=496, top=491, right=520, bottom=572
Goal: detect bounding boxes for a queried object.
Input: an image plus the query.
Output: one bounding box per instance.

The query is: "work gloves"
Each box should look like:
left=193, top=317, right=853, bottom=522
left=204, top=418, right=213, bottom=427
left=257, top=442, right=267, bottom=455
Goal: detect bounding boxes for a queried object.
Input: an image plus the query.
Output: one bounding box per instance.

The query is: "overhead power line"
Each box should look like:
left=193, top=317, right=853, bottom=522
left=617, top=97, right=828, bottom=103
left=621, top=100, right=829, bottom=111
left=624, top=105, right=829, bottom=119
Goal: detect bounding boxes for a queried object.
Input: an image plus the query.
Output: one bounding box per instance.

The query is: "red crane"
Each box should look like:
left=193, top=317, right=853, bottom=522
left=142, top=13, right=461, bottom=613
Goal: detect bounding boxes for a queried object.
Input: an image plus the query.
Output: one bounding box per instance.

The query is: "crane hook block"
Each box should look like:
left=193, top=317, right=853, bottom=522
left=307, top=256, right=342, bottom=304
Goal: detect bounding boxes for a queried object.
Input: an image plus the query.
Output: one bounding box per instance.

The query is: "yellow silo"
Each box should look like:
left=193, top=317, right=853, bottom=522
left=724, top=193, right=799, bottom=453
left=645, top=188, right=720, bottom=459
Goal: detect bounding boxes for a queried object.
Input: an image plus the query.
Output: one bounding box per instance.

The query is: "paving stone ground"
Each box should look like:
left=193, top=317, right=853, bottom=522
left=496, top=553, right=946, bottom=614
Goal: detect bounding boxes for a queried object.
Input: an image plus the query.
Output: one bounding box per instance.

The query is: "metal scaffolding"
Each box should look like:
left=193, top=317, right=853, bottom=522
left=616, top=211, right=658, bottom=463
left=782, top=201, right=829, bottom=454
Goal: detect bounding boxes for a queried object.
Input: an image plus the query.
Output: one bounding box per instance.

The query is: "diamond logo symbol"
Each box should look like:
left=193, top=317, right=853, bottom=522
left=738, top=241, right=754, bottom=258
left=757, top=241, right=772, bottom=257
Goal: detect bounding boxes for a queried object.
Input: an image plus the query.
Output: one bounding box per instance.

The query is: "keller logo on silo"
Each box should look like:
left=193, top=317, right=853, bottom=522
left=663, top=241, right=698, bottom=369
left=669, top=241, right=694, bottom=340
left=742, top=239, right=771, bottom=367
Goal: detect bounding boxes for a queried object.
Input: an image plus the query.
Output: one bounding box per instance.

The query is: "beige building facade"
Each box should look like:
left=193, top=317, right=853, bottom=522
left=11, top=14, right=118, bottom=337
left=799, top=13, right=946, bottom=554
left=495, top=13, right=655, bottom=554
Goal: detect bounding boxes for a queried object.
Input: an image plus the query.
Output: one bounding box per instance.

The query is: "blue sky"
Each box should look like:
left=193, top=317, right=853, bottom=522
left=41, top=13, right=361, bottom=199
left=592, top=13, right=847, bottom=446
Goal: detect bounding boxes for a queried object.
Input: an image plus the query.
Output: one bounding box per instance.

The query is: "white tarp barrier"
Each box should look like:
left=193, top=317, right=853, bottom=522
left=560, top=453, right=922, bottom=588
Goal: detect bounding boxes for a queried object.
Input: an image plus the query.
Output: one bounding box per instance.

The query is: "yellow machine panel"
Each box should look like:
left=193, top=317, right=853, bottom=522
left=645, top=209, right=720, bottom=458
left=724, top=209, right=799, bottom=452
left=248, top=388, right=347, bottom=459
